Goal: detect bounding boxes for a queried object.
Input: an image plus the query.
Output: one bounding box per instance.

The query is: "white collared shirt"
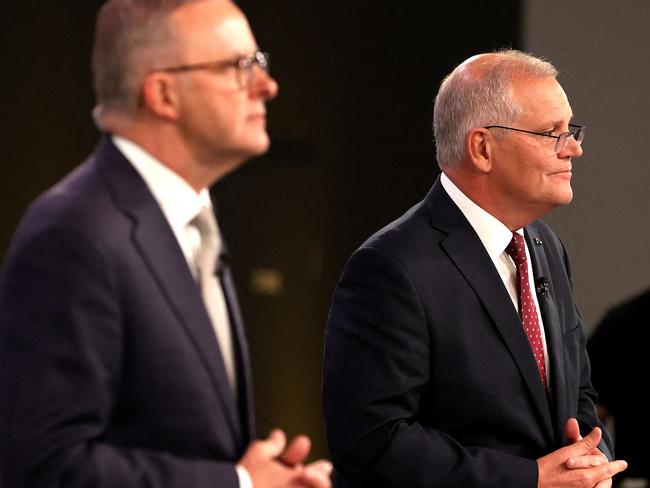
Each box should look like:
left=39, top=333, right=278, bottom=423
left=440, top=172, right=550, bottom=380
left=113, top=135, right=214, bottom=276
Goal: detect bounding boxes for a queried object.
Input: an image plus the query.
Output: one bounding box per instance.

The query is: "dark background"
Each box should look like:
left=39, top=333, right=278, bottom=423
left=0, top=1, right=521, bottom=459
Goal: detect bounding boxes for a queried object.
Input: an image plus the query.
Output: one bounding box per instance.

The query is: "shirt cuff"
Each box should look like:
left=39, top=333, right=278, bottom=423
left=236, top=464, right=253, bottom=488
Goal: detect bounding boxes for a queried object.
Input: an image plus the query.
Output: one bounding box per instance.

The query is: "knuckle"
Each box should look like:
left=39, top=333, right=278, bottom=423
left=250, top=439, right=265, bottom=452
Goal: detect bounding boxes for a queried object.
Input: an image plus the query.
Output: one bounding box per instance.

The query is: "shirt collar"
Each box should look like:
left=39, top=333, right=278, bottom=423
left=440, top=172, right=523, bottom=258
left=112, top=135, right=211, bottom=228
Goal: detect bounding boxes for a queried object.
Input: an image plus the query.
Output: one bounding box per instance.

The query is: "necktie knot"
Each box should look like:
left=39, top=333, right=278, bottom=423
left=505, top=232, right=527, bottom=267
left=191, top=206, right=220, bottom=278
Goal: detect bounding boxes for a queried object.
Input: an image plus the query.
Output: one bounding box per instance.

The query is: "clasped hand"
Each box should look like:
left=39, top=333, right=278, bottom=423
left=537, top=418, right=627, bottom=487
left=240, top=429, right=332, bottom=488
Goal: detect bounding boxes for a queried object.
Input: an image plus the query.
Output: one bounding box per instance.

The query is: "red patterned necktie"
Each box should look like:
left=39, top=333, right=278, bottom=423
left=505, top=232, right=548, bottom=391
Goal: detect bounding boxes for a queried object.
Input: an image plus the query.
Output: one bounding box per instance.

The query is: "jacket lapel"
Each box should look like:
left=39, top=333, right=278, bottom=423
left=426, top=178, right=554, bottom=443
left=218, top=244, right=255, bottom=442
left=93, top=136, right=244, bottom=447
left=525, top=226, right=566, bottom=445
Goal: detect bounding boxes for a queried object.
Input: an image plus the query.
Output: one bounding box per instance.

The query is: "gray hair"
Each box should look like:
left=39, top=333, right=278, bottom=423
left=433, top=49, right=558, bottom=170
left=91, top=0, right=208, bottom=120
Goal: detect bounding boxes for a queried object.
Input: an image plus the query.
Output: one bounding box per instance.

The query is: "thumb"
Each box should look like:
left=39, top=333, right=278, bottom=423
left=575, top=427, right=602, bottom=455
left=260, top=429, right=287, bottom=459
left=280, top=435, right=311, bottom=467
left=564, top=417, right=582, bottom=443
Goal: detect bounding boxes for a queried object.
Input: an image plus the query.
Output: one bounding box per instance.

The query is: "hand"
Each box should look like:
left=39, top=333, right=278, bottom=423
left=537, top=423, right=627, bottom=487
left=278, top=432, right=333, bottom=487
left=239, top=429, right=332, bottom=488
left=564, top=417, right=608, bottom=462
left=562, top=418, right=619, bottom=488
left=297, top=459, right=334, bottom=488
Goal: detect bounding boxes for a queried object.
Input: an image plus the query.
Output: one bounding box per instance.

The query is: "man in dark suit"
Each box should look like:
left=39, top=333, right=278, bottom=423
left=322, top=50, right=627, bottom=487
left=0, top=1, right=331, bottom=487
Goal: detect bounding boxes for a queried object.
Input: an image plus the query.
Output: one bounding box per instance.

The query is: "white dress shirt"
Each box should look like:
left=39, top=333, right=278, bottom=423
left=112, top=135, right=253, bottom=488
left=113, top=136, right=211, bottom=274
left=440, top=172, right=550, bottom=381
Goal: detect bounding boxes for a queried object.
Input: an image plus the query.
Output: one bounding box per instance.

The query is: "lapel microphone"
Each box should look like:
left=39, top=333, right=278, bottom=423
left=536, top=277, right=550, bottom=297
left=216, top=253, right=228, bottom=279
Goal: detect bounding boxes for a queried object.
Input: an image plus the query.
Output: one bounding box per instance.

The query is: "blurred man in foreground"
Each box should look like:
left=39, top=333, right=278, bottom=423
left=0, top=1, right=331, bottom=486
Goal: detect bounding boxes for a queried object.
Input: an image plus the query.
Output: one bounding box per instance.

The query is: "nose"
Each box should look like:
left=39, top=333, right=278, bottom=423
left=249, top=66, right=278, bottom=101
left=558, top=135, right=583, bottom=159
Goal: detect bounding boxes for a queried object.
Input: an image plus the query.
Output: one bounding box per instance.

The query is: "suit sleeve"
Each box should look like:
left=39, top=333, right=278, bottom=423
left=0, top=222, right=238, bottom=488
left=322, top=246, right=537, bottom=487
left=559, top=242, right=614, bottom=460
left=574, top=313, right=613, bottom=460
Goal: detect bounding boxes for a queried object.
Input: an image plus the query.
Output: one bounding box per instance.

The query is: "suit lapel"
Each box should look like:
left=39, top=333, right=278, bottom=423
left=525, top=226, right=566, bottom=445
left=218, top=246, right=255, bottom=442
left=93, top=136, right=245, bottom=447
left=426, top=178, right=554, bottom=443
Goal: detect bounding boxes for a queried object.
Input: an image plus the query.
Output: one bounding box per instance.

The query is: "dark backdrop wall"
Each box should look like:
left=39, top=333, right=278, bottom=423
left=0, top=1, right=520, bottom=460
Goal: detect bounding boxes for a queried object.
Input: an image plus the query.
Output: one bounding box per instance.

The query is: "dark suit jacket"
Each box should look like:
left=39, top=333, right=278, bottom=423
left=0, top=136, right=254, bottom=487
left=322, top=176, right=612, bottom=487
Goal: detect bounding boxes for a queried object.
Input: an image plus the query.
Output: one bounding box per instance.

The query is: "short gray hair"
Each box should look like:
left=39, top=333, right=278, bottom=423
left=91, top=0, right=207, bottom=118
left=433, top=49, right=558, bottom=170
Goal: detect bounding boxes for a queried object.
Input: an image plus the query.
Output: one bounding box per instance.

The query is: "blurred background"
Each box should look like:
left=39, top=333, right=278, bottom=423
left=1, top=1, right=648, bottom=460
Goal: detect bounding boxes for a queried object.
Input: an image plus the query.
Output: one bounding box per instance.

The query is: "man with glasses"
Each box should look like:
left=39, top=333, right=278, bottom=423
left=0, top=1, right=331, bottom=487
left=323, top=50, right=626, bottom=487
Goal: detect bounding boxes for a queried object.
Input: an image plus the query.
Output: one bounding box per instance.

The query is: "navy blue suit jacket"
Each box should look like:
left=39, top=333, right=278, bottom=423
left=322, top=176, right=612, bottom=487
left=0, top=136, right=254, bottom=487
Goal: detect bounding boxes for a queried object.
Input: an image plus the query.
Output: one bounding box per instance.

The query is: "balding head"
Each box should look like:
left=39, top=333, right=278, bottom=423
left=433, top=49, right=558, bottom=170
left=92, top=0, right=237, bottom=124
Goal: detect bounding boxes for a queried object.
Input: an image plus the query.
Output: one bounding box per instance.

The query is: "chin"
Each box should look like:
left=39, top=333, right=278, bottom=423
left=550, top=181, right=573, bottom=205
left=247, top=137, right=271, bottom=156
left=552, top=191, right=574, bottom=207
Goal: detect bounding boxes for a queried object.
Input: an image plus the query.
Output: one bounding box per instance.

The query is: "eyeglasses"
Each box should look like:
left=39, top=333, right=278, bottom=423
left=483, top=124, right=586, bottom=154
left=153, top=50, right=270, bottom=90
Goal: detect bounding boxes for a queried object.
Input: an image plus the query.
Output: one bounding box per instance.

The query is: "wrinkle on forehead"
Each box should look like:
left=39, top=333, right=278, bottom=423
left=512, top=76, right=573, bottom=126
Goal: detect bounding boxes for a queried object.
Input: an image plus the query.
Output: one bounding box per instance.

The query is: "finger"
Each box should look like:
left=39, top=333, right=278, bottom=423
left=594, top=479, right=612, bottom=488
left=597, top=460, right=628, bottom=478
left=298, top=462, right=333, bottom=488
left=573, top=427, right=602, bottom=455
left=592, top=448, right=609, bottom=463
left=565, top=454, right=606, bottom=469
left=260, top=429, right=287, bottom=459
left=564, top=417, right=582, bottom=443
left=305, top=459, right=333, bottom=477
left=281, top=434, right=311, bottom=467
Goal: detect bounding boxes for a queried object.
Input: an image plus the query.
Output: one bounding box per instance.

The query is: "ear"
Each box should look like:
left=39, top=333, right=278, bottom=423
left=141, top=72, right=180, bottom=121
left=467, top=128, right=493, bottom=174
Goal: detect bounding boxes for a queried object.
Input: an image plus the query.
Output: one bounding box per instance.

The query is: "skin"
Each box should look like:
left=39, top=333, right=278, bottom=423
left=534, top=418, right=626, bottom=488
left=101, top=0, right=279, bottom=192
left=241, top=430, right=333, bottom=488
left=484, top=75, right=578, bottom=227
left=168, top=1, right=276, bottom=181
left=100, top=1, right=330, bottom=486
left=445, top=54, right=627, bottom=487
left=446, top=55, right=583, bottom=231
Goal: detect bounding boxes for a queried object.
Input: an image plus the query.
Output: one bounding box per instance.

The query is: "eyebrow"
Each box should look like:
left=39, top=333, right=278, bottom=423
left=547, top=115, right=575, bottom=128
